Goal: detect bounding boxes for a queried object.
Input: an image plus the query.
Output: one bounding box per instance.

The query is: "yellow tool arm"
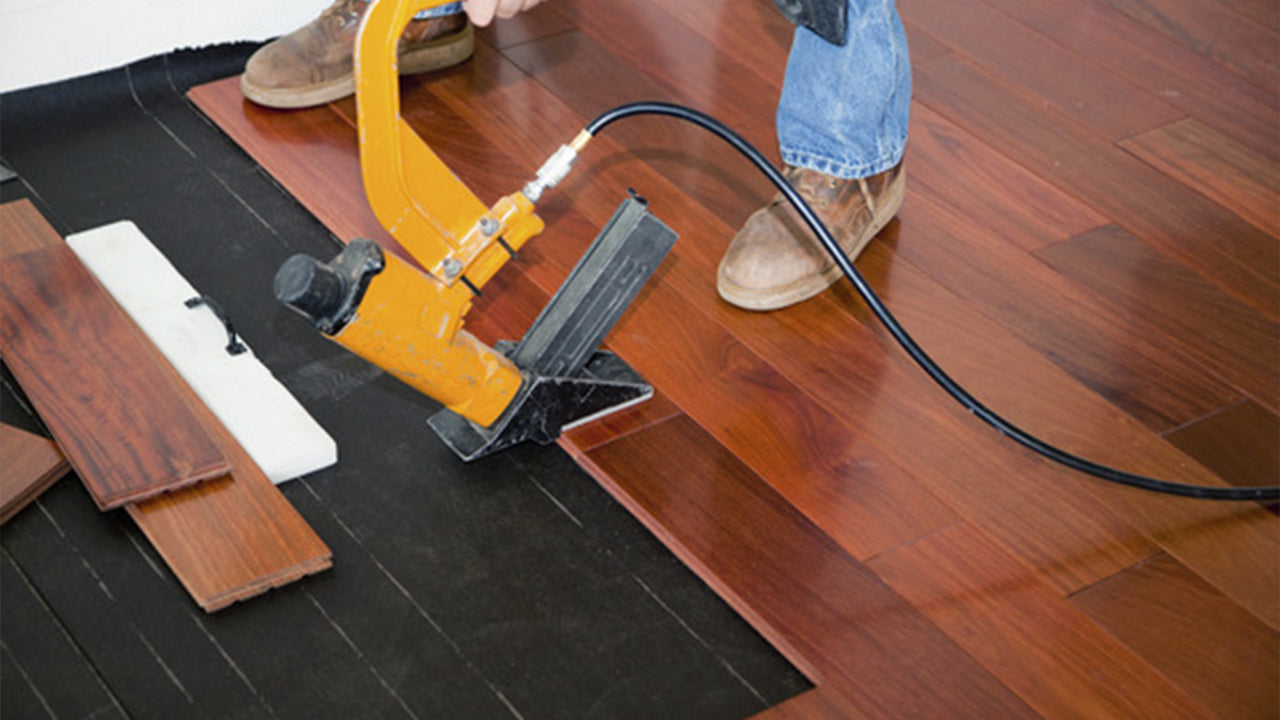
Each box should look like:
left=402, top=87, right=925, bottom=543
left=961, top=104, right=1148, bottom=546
left=300, top=0, right=545, bottom=427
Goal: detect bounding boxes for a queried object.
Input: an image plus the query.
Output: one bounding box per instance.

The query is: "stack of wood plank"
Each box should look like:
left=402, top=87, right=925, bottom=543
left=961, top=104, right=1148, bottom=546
left=0, top=199, right=330, bottom=611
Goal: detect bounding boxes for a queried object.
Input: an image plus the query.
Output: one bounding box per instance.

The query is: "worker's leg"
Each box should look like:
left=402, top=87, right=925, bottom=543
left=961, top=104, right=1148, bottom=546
left=717, top=0, right=911, bottom=311
left=241, top=1, right=471, bottom=109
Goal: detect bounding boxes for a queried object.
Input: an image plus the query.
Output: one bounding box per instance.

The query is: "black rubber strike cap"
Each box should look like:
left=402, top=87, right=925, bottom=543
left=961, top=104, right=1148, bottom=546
left=274, top=254, right=346, bottom=322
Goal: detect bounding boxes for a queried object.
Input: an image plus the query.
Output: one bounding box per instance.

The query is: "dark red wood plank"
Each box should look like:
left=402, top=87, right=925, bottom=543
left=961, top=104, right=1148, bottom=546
left=980, top=0, right=1280, bottom=161
left=901, top=111, right=1244, bottom=433
left=914, top=49, right=1280, bottom=319
left=869, top=524, right=1216, bottom=720
left=582, top=415, right=1039, bottom=720
left=1099, top=0, right=1279, bottom=89
left=1120, top=117, right=1280, bottom=237
left=902, top=0, right=1185, bottom=140
left=1037, top=224, right=1279, bottom=414
left=0, top=204, right=231, bottom=509
left=1164, top=400, right=1280, bottom=490
left=1071, top=552, right=1280, bottom=720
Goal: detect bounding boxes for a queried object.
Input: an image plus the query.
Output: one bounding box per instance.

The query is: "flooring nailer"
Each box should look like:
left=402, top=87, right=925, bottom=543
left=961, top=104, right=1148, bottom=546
left=273, top=0, right=675, bottom=461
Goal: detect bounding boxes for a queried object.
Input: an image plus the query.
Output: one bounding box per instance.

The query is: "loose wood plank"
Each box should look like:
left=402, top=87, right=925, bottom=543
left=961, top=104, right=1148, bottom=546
left=1071, top=552, right=1280, bottom=720
left=868, top=524, right=1215, bottom=720
left=0, top=423, right=69, bottom=524
left=582, top=415, right=1038, bottom=720
left=1120, top=117, right=1280, bottom=237
left=0, top=202, right=230, bottom=509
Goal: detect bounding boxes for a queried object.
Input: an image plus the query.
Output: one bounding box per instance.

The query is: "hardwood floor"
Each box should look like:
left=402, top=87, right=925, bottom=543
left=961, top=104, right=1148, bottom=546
left=191, top=0, right=1278, bottom=716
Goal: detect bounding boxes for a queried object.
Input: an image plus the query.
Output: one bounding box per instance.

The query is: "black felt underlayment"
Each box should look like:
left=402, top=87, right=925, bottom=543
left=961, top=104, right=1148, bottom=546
left=0, top=46, right=810, bottom=720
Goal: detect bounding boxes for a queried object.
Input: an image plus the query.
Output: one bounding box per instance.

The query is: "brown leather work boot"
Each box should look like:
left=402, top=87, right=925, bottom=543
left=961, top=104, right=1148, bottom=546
left=717, top=161, right=905, bottom=311
left=240, top=0, right=473, bottom=109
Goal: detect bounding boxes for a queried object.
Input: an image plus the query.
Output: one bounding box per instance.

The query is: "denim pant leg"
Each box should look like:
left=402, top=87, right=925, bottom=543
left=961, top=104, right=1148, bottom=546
left=415, top=2, right=463, bottom=18
left=776, top=0, right=911, bottom=179
left=359, top=1, right=464, bottom=18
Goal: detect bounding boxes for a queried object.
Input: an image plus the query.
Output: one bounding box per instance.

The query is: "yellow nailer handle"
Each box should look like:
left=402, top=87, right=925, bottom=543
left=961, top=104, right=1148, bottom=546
left=354, top=0, right=489, bottom=278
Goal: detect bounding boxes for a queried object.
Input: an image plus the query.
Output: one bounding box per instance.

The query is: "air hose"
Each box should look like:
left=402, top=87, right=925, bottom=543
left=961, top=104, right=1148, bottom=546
left=529, top=101, right=1277, bottom=501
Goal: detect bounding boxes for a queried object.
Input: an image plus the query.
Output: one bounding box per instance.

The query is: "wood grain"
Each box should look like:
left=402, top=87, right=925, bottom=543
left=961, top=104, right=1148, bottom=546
left=1163, top=400, right=1280, bottom=491
left=1121, top=117, right=1280, bottom=237
left=914, top=50, right=1280, bottom=320
left=1, top=199, right=330, bottom=611
left=1037, top=225, right=1279, bottom=415
left=901, top=0, right=1184, bottom=140
left=0, top=423, right=69, bottom=524
left=1071, top=552, right=1280, bottom=720
left=980, top=0, right=1280, bottom=161
left=1099, top=0, right=1279, bottom=89
left=410, top=40, right=1174, bottom=589
left=581, top=415, right=1038, bottom=720
left=0, top=202, right=230, bottom=509
left=869, top=524, right=1216, bottom=720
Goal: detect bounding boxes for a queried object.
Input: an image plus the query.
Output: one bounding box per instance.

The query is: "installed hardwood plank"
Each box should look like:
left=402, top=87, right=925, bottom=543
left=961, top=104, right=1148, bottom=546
left=469, top=27, right=1155, bottom=591
left=1120, top=117, right=1280, bottom=237
left=1071, top=552, right=1280, bottom=720
left=1037, top=224, right=1278, bottom=415
left=1, top=199, right=331, bottom=611
left=868, top=524, right=1215, bottom=720
left=0, top=203, right=230, bottom=510
left=1215, top=0, right=1279, bottom=29
left=473, top=1, right=574, bottom=50
left=979, top=0, right=1279, bottom=161
left=901, top=0, right=1184, bottom=140
left=0, top=423, right=69, bottom=525
left=1100, top=0, right=1279, bottom=89
left=414, top=52, right=1151, bottom=591
left=1164, top=400, right=1280, bottom=491
left=914, top=45, right=1280, bottom=319
left=514, top=9, right=1249, bottom=441
left=906, top=104, right=1108, bottom=253
left=582, top=415, right=1038, bottom=720
left=903, top=109, right=1242, bottom=433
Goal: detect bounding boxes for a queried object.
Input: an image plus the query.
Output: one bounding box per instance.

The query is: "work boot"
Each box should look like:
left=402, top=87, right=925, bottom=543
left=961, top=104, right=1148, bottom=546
left=717, top=161, right=905, bottom=311
left=240, top=0, right=473, bottom=109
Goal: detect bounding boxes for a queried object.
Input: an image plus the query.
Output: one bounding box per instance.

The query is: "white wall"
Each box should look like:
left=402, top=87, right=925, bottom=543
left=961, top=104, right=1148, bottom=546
left=0, top=0, right=322, bottom=93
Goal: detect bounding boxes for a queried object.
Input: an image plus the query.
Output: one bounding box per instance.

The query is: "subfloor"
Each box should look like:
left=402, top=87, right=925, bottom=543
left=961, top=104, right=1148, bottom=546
left=5, top=0, right=1280, bottom=718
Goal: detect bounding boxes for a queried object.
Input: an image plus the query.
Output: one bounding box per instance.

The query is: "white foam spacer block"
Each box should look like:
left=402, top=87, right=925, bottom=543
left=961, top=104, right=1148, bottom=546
left=67, top=221, right=337, bottom=484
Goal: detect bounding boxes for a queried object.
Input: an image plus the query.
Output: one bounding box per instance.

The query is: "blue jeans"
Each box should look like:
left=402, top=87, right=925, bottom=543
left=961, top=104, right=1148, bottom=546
left=777, top=0, right=911, bottom=179
left=414, top=2, right=462, bottom=18
left=359, top=1, right=463, bottom=18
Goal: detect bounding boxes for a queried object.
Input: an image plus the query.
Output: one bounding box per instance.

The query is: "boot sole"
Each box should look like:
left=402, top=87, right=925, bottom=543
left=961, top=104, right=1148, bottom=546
left=717, top=167, right=906, bottom=312
left=240, top=24, right=475, bottom=110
